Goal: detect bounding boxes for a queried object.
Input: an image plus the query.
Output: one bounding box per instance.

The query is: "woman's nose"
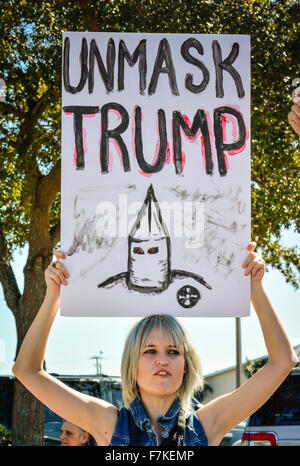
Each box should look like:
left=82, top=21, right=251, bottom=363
left=156, top=356, right=170, bottom=366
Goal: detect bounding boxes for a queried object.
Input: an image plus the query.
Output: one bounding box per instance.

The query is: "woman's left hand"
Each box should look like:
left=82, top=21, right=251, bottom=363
left=242, top=242, right=266, bottom=284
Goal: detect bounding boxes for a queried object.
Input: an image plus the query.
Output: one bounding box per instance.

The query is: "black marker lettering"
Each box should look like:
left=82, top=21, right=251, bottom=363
left=148, top=39, right=179, bottom=96
left=118, top=39, right=147, bottom=95
left=212, top=40, right=245, bottom=98
left=181, top=38, right=210, bottom=94
left=63, top=106, right=100, bottom=169
left=214, top=106, right=246, bottom=176
left=100, top=103, right=130, bottom=173
left=173, top=110, right=213, bottom=175
left=63, top=37, right=88, bottom=94
left=89, top=38, right=115, bottom=94
left=134, top=106, right=167, bottom=174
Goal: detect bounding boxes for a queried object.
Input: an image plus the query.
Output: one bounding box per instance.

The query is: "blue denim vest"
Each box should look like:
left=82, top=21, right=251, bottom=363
left=109, top=397, right=208, bottom=446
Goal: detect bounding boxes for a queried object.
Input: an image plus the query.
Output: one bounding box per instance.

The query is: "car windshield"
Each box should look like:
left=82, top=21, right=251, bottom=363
left=44, top=406, right=63, bottom=423
left=249, top=373, right=300, bottom=426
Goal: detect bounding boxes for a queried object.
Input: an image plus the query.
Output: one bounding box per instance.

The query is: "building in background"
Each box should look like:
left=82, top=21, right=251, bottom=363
left=202, top=344, right=300, bottom=404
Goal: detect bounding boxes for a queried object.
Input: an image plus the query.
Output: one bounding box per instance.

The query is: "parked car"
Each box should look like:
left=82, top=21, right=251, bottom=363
left=240, top=364, right=300, bottom=446
left=219, top=419, right=248, bottom=446
left=0, top=374, right=123, bottom=445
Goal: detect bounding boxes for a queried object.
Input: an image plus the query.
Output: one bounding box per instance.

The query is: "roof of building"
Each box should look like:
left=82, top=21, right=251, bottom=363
left=204, top=343, right=300, bottom=379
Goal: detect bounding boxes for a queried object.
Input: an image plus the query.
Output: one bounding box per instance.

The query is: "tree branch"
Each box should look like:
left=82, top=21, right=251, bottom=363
left=15, top=89, right=54, bottom=158
left=0, top=229, right=21, bottom=317
left=50, top=222, right=60, bottom=249
left=39, top=158, right=61, bottom=205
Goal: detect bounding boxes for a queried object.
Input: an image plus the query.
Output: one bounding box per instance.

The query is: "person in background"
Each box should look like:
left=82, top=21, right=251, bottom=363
left=60, top=420, right=96, bottom=446
left=288, top=86, right=300, bottom=136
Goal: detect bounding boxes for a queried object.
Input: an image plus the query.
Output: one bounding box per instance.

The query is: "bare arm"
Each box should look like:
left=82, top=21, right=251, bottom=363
left=197, top=242, right=298, bottom=446
left=12, top=251, right=117, bottom=444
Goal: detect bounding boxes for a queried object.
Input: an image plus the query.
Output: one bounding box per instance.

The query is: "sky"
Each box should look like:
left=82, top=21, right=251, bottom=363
left=0, top=227, right=299, bottom=379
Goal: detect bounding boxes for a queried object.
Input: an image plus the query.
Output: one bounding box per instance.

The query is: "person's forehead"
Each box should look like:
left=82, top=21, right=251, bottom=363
left=144, top=326, right=178, bottom=346
left=62, top=421, right=80, bottom=434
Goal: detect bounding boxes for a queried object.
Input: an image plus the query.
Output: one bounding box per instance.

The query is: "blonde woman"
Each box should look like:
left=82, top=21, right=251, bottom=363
left=12, top=242, right=297, bottom=446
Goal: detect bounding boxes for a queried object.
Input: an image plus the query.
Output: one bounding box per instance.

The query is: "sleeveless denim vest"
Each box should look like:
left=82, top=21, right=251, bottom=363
left=109, top=397, right=208, bottom=446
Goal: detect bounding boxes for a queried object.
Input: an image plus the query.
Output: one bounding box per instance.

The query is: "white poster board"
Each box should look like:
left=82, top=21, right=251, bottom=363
left=61, top=32, right=250, bottom=317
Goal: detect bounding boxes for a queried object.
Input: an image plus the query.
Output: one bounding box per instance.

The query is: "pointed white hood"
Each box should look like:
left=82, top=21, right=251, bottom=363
left=127, top=185, right=171, bottom=293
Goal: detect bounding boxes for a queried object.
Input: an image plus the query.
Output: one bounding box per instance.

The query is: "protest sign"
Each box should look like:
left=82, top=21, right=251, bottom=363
left=61, top=32, right=250, bottom=317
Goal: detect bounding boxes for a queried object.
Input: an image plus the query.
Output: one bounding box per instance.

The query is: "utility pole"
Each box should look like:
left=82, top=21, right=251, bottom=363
left=90, top=349, right=104, bottom=375
left=235, top=317, right=243, bottom=388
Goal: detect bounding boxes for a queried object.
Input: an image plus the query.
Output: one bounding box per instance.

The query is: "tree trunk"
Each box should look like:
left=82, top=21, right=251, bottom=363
left=12, top=380, right=45, bottom=446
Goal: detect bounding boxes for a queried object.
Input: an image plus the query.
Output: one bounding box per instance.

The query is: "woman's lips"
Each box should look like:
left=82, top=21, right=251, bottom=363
left=154, top=370, right=171, bottom=376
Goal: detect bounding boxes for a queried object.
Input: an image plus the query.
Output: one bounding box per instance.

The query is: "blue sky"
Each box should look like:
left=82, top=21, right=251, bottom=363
left=0, top=228, right=299, bottom=377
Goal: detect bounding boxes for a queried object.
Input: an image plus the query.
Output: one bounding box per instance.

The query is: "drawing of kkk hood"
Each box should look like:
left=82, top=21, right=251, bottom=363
left=98, top=184, right=212, bottom=306
left=127, top=184, right=171, bottom=293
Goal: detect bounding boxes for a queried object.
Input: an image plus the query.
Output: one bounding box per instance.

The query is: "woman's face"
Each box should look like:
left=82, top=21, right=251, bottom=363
left=136, top=326, right=186, bottom=399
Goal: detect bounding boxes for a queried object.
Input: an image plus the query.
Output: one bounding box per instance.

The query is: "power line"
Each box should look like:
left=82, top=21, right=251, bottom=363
left=46, top=355, right=119, bottom=365
left=90, top=349, right=104, bottom=375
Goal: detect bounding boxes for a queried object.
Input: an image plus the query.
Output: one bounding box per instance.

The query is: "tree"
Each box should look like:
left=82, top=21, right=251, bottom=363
left=0, top=0, right=299, bottom=445
left=243, top=356, right=268, bottom=378
left=194, top=382, right=213, bottom=403
left=0, top=423, right=12, bottom=446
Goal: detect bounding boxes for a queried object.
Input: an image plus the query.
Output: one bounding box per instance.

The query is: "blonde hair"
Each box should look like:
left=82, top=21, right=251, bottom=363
left=121, top=314, right=203, bottom=414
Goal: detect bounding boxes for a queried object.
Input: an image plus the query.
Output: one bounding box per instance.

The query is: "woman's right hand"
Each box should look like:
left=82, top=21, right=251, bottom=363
left=45, top=250, right=69, bottom=298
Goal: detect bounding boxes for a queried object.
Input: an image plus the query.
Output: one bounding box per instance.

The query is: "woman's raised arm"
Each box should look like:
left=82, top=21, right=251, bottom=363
left=12, top=250, right=118, bottom=445
left=197, top=242, right=298, bottom=446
